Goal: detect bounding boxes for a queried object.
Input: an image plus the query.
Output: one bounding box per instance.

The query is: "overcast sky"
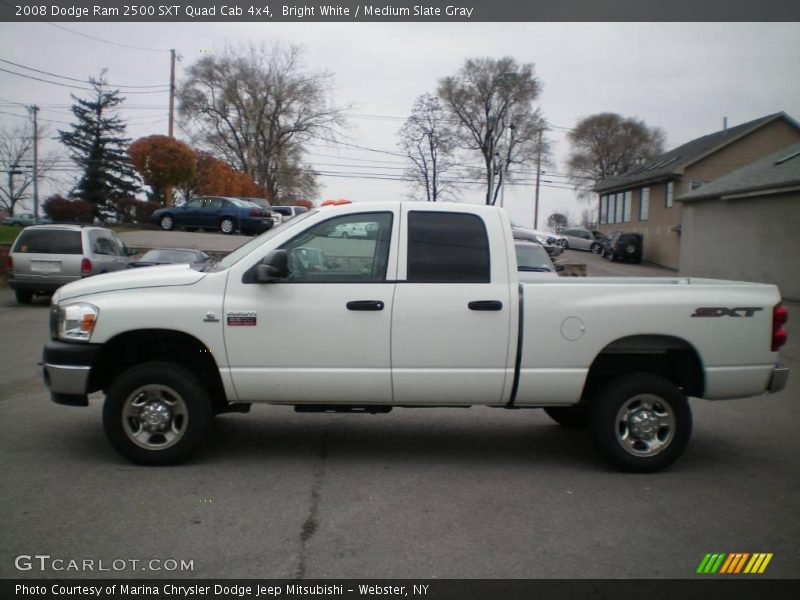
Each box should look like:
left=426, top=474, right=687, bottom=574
left=1, top=21, right=799, bottom=227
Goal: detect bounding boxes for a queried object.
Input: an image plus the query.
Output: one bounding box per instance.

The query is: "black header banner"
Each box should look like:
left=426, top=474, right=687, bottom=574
left=2, top=0, right=799, bottom=22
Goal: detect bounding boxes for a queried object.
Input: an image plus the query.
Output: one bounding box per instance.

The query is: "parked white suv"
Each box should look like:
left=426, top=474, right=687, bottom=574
left=270, top=205, right=309, bottom=220
left=7, top=224, right=129, bottom=304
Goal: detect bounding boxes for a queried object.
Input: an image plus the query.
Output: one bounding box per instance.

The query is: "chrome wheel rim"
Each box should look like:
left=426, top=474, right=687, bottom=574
left=122, top=384, right=188, bottom=450
left=615, top=394, right=675, bottom=457
left=160, top=216, right=173, bottom=230
left=221, top=220, right=234, bottom=234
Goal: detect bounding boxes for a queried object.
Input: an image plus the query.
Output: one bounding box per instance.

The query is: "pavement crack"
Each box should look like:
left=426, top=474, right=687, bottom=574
left=294, top=429, right=328, bottom=580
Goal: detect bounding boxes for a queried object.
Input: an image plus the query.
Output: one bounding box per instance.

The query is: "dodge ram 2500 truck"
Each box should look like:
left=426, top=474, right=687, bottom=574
left=42, top=202, right=789, bottom=471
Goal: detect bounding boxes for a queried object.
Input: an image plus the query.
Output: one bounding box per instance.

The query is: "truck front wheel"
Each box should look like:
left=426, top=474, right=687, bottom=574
left=589, top=373, right=692, bottom=473
left=102, top=362, right=212, bottom=465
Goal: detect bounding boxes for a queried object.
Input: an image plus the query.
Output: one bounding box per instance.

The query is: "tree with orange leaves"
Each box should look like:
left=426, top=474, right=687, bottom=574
left=177, top=151, right=270, bottom=202
left=128, top=135, right=196, bottom=205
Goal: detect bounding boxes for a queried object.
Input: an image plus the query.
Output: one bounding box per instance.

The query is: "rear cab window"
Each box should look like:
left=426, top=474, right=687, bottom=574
left=406, top=211, right=490, bottom=283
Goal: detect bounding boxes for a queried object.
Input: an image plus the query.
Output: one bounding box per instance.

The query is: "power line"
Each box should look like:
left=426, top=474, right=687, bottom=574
left=44, top=22, right=170, bottom=53
left=0, top=58, right=169, bottom=90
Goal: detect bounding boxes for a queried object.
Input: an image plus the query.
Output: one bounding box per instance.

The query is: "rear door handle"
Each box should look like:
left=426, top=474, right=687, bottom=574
left=468, top=300, right=503, bottom=311
left=347, top=300, right=385, bottom=311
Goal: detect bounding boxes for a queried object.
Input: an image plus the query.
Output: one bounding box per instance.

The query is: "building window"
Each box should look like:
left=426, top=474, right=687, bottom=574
left=665, top=181, right=674, bottom=208
left=614, top=193, right=622, bottom=223
left=640, top=187, right=650, bottom=221
left=600, top=196, right=608, bottom=224
left=623, top=191, right=632, bottom=223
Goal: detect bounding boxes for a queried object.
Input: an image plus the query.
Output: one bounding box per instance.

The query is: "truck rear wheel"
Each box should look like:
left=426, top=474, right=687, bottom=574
left=589, top=373, right=692, bottom=472
left=102, top=361, right=212, bottom=465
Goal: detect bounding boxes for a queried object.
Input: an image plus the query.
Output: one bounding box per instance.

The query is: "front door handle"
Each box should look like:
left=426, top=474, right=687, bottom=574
left=468, top=300, right=503, bottom=311
left=347, top=300, right=385, bottom=311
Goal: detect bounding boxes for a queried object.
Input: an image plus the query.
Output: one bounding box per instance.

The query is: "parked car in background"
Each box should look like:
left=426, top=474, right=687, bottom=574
left=271, top=205, right=309, bottom=220
left=514, top=241, right=559, bottom=281
left=237, top=198, right=283, bottom=228
left=2, top=213, right=52, bottom=226
left=602, top=231, right=644, bottom=263
left=127, top=248, right=212, bottom=269
left=560, top=228, right=606, bottom=254
left=510, top=220, right=563, bottom=257
left=151, top=197, right=274, bottom=235
left=6, top=224, right=129, bottom=304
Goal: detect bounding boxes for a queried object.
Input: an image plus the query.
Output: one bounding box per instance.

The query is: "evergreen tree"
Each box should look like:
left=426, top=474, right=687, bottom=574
left=59, top=74, right=139, bottom=219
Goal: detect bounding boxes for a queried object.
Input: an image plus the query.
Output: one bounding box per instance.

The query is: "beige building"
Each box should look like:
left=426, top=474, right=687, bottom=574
left=678, top=141, right=800, bottom=301
left=594, top=113, right=800, bottom=269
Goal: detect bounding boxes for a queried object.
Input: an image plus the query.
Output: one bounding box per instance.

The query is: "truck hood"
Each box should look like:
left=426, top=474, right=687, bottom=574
left=53, top=265, right=207, bottom=302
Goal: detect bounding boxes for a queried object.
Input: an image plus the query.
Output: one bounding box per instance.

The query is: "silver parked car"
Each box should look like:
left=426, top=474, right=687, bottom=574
left=7, top=225, right=130, bottom=304
left=560, top=228, right=606, bottom=254
left=514, top=241, right=559, bottom=281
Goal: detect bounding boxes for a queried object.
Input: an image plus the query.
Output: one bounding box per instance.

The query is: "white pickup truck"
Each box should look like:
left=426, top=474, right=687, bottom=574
left=42, top=202, right=789, bottom=472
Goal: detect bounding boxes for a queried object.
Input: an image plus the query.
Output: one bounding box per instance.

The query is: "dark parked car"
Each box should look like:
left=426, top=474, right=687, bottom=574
left=237, top=198, right=283, bottom=227
left=602, top=231, right=643, bottom=263
left=127, top=248, right=212, bottom=269
left=150, top=197, right=274, bottom=235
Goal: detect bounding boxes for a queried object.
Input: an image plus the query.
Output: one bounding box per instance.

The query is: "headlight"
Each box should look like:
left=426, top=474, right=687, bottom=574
left=57, top=303, right=99, bottom=342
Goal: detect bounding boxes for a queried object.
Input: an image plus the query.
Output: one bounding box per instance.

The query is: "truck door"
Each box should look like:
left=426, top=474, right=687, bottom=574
left=223, top=210, right=398, bottom=404
left=391, top=208, right=514, bottom=405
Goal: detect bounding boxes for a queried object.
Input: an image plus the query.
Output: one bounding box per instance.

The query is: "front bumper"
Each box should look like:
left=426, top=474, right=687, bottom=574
left=42, top=340, right=103, bottom=405
left=768, top=364, right=789, bottom=394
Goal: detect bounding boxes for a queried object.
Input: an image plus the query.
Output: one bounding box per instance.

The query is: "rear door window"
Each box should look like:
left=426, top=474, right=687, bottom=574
left=407, top=212, right=490, bottom=283
left=12, top=230, right=82, bottom=254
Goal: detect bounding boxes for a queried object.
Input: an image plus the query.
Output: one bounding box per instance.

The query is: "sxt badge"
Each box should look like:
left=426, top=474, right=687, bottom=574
left=227, top=311, right=257, bottom=326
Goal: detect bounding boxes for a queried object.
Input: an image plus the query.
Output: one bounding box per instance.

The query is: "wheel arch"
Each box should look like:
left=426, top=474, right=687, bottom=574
left=582, top=334, right=705, bottom=403
left=89, top=329, right=228, bottom=411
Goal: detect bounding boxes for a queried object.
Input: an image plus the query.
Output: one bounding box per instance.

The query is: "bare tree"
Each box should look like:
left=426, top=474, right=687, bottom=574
left=547, top=212, right=568, bottom=231
left=566, top=112, right=665, bottom=201
left=398, top=94, right=458, bottom=202
left=437, top=57, right=547, bottom=205
left=178, top=42, right=347, bottom=202
left=0, top=124, right=58, bottom=215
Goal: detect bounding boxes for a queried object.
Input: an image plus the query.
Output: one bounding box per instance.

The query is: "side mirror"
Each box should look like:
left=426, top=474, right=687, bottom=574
left=555, top=264, right=565, bottom=273
left=256, top=249, right=288, bottom=282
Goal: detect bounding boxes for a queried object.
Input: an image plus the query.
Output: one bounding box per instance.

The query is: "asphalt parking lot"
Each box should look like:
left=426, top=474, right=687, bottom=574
left=0, top=238, right=798, bottom=581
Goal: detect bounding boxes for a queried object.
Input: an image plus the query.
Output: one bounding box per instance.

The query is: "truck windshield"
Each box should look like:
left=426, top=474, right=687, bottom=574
left=207, top=210, right=317, bottom=271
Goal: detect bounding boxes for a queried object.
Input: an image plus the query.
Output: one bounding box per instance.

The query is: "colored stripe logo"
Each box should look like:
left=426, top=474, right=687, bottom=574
left=696, top=553, right=773, bottom=574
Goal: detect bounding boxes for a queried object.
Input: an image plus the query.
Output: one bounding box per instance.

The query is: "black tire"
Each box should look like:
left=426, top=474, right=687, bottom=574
left=159, top=215, right=174, bottom=231
left=341, top=231, right=349, bottom=239
left=544, top=405, right=589, bottom=428
left=591, top=243, right=602, bottom=254
left=15, top=289, right=33, bottom=304
left=102, top=361, right=212, bottom=465
left=220, top=218, right=235, bottom=235
left=589, top=373, right=692, bottom=473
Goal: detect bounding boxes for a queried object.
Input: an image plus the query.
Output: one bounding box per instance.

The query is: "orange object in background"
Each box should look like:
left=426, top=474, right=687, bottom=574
left=320, top=198, right=352, bottom=206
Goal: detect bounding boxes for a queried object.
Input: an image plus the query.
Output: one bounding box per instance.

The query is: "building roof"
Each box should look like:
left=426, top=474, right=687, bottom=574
left=677, top=141, right=800, bottom=202
left=594, top=112, right=799, bottom=193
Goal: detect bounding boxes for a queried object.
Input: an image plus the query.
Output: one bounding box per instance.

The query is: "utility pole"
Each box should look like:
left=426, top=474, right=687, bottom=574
left=168, top=48, right=176, bottom=138
left=165, top=48, right=177, bottom=207
left=533, top=127, right=542, bottom=229
left=30, top=105, right=39, bottom=223
left=499, top=123, right=514, bottom=209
